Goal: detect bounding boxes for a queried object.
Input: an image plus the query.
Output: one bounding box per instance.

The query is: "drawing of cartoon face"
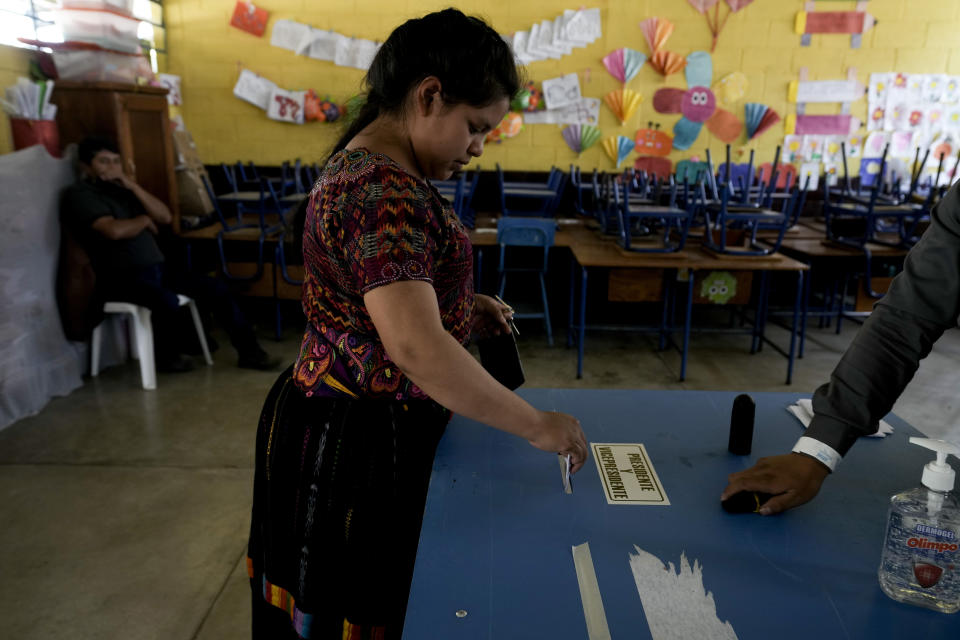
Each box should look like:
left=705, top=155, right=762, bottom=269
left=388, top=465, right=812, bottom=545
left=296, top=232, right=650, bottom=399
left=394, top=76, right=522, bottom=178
left=681, top=87, right=716, bottom=123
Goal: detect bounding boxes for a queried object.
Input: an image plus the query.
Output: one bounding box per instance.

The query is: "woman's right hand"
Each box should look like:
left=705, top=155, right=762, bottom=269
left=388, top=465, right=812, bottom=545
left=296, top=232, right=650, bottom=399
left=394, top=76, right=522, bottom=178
left=527, top=410, right=589, bottom=473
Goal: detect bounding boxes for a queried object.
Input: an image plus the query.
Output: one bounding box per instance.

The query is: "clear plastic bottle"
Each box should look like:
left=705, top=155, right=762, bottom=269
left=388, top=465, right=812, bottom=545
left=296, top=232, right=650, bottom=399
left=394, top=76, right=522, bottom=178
left=878, top=438, right=960, bottom=613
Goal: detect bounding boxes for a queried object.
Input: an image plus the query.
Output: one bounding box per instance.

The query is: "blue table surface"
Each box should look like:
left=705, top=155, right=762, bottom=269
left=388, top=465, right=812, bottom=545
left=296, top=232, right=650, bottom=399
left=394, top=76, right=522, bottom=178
left=403, top=389, right=960, bottom=639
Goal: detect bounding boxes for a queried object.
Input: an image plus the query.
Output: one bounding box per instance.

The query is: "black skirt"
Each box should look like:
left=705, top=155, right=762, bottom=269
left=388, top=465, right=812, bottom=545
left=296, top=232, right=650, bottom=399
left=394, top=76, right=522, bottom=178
left=248, top=366, right=449, bottom=639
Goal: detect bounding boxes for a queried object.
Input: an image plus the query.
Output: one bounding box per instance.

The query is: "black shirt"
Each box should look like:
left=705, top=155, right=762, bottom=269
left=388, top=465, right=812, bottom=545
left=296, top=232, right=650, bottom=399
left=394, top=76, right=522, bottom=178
left=61, top=178, right=165, bottom=275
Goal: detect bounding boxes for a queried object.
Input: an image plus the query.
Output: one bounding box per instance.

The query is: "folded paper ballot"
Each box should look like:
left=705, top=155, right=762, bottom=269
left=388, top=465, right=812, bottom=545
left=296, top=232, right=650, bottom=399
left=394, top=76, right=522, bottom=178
left=787, top=398, right=893, bottom=438
left=559, top=453, right=573, bottom=494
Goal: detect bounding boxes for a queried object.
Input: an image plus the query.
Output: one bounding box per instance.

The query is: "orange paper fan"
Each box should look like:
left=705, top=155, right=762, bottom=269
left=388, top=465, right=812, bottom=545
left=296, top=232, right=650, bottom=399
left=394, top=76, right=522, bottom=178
left=639, top=17, right=674, bottom=54
left=650, top=50, right=686, bottom=77
left=604, top=88, right=643, bottom=125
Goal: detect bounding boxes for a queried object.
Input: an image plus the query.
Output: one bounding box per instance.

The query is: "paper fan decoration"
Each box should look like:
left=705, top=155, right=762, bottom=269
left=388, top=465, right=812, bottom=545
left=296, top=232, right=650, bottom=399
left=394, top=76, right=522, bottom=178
left=650, top=50, right=686, bottom=77
left=604, top=88, right=643, bottom=125
left=602, top=48, right=647, bottom=85
left=744, top=103, right=781, bottom=140
left=640, top=17, right=674, bottom=54
left=603, top=135, right=635, bottom=167
left=562, top=124, right=602, bottom=154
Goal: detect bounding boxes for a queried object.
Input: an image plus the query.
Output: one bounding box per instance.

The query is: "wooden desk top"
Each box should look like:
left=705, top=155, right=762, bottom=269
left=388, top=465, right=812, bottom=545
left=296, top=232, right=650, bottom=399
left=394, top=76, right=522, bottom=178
left=567, top=227, right=808, bottom=271
left=776, top=237, right=909, bottom=258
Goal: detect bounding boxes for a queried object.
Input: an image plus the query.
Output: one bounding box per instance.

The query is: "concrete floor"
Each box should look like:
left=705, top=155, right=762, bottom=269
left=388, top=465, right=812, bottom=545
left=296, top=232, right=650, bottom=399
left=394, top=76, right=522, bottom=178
left=1, top=313, right=958, bottom=639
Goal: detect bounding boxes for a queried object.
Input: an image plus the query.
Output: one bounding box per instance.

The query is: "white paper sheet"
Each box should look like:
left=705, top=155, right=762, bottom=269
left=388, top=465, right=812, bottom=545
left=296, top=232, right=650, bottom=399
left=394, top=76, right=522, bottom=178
left=787, top=398, right=893, bottom=437
left=542, top=72, right=581, bottom=110
left=591, top=443, right=669, bottom=506
left=629, top=547, right=738, bottom=640
left=794, top=79, right=864, bottom=104
left=233, top=69, right=278, bottom=110
left=798, top=162, right=820, bottom=191
left=308, top=30, right=344, bottom=61
left=271, top=19, right=311, bottom=51
left=266, top=88, right=306, bottom=124
left=522, top=97, right=600, bottom=126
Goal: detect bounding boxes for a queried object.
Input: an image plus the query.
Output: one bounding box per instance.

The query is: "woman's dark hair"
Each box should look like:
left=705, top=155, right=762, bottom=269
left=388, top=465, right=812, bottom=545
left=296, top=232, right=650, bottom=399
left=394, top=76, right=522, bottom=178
left=329, top=8, right=521, bottom=159
left=78, top=136, right=119, bottom=165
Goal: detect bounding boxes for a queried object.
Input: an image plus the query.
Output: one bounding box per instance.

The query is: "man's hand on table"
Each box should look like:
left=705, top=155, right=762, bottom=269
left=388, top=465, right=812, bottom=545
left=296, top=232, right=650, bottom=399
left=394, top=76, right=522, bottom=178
left=722, top=453, right=830, bottom=515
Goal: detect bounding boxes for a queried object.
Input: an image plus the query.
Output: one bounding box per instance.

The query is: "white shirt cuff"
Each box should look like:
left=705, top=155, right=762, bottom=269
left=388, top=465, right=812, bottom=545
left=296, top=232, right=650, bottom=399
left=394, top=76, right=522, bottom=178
left=792, top=436, right=841, bottom=472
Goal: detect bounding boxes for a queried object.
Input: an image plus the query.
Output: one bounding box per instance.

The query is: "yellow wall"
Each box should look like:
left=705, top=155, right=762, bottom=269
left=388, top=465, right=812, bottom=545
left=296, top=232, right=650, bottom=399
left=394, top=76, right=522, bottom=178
left=0, top=44, right=35, bottom=154
left=164, top=0, right=960, bottom=171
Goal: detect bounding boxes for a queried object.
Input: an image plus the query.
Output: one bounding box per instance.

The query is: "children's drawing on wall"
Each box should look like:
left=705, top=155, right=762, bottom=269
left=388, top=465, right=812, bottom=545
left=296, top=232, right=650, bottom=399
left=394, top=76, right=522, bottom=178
left=796, top=0, right=876, bottom=48
left=230, top=1, right=268, bottom=37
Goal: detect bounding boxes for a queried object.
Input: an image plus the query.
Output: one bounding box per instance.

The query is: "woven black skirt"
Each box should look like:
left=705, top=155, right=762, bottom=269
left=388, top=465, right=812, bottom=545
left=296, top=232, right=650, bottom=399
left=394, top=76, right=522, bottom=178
left=248, top=366, right=449, bottom=639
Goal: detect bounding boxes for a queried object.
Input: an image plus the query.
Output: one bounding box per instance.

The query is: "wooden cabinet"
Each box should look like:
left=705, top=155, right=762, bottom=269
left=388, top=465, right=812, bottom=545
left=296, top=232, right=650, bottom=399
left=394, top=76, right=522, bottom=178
left=51, top=81, right=181, bottom=231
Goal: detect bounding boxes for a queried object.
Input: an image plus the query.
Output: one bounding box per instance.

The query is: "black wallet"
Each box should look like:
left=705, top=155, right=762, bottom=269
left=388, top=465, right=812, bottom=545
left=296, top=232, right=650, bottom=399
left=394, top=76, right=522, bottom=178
left=477, top=329, right=525, bottom=390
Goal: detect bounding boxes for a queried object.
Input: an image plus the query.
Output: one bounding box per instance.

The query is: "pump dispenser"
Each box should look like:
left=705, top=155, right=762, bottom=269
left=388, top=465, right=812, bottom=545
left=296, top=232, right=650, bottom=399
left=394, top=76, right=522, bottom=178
left=878, top=437, right=960, bottom=613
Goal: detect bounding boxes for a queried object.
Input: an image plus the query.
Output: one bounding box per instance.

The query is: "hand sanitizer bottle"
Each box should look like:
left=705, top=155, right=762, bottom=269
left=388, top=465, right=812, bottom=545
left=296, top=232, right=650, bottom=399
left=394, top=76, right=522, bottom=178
left=878, top=437, right=960, bottom=613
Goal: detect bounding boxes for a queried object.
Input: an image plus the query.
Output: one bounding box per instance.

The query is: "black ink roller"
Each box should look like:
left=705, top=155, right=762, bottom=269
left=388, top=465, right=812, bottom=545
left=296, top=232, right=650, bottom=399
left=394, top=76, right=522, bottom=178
left=721, top=491, right=775, bottom=514
left=728, top=393, right=755, bottom=456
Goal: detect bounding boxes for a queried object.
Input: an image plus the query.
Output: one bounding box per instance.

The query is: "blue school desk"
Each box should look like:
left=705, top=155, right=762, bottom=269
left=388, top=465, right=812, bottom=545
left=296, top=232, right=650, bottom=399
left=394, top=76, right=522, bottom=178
left=403, top=390, right=959, bottom=639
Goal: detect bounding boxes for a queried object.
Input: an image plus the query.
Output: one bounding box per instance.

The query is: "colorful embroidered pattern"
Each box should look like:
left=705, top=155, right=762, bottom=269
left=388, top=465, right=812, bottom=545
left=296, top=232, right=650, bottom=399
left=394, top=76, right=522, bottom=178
left=248, top=558, right=314, bottom=637
left=293, top=148, right=474, bottom=399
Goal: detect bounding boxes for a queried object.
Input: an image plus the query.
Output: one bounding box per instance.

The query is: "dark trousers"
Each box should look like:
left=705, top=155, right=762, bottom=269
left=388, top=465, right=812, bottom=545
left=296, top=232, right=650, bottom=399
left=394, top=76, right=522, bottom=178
left=99, top=263, right=259, bottom=361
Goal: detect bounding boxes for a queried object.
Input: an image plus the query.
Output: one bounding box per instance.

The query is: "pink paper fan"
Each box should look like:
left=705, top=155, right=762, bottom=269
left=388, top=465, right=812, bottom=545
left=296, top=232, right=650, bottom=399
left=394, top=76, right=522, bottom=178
left=725, top=0, right=754, bottom=11
left=687, top=0, right=719, bottom=13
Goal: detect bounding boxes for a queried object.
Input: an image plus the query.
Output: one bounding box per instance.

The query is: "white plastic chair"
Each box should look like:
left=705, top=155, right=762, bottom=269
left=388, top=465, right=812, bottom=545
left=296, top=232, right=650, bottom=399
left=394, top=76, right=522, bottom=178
left=90, top=294, right=213, bottom=390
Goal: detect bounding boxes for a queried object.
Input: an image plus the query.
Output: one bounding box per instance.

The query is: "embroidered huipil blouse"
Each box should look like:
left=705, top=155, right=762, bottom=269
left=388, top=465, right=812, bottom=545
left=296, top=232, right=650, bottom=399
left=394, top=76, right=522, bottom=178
left=293, top=148, right=474, bottom=399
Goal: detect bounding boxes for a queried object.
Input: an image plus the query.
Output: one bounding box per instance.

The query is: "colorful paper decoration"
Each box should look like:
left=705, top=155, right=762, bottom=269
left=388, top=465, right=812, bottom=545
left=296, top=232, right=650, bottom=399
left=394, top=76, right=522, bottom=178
left=653, top=51, right=743, bottom=150
left=640, top=17, right=685, bottom=77
left=785, top=114, right=859, bottom=136
left=713, top=72, right=748, bottom=105
left=561, top=124, right=602, bottom=154
left=304, top=91, right=341, bottom=122
left=788, top=78, right=865, bottom=104
left=650, top=51, right=686, bottom=77
left=604, top=88, right=643, bottom=125
left=633, top=156, right=673, bottom=179
left=640, top=16, right=673, bottom=53
left=796, top=0, right=876, bottom=48
left=603, top=135, right=635, bottom=167
left=743, top=103, right=781, bottom=140
left=634, top=123, right=673, bottom=157
left=602, top=48, right=647, bottom=85
left=688, top=0, right=755, bottom=52
left=486, top=112, right=524, bottom=143
left=230, top=2, right=269, bottom=37
left=510, top=82, right=544, bottom=112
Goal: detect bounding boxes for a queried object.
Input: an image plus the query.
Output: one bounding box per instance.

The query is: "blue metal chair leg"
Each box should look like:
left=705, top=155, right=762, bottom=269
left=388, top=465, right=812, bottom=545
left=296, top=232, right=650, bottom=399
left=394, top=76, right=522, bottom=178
left=680, top=269, right=694, bottom=382
left=577, top=265, right=588, bottom=379
left=786, top=270, right=803, bottom=385
left=567, top=257, right=575, bottom=348
left=539, top=272, right=553, bottom=347
left=799, top=266, right=811, bottom=359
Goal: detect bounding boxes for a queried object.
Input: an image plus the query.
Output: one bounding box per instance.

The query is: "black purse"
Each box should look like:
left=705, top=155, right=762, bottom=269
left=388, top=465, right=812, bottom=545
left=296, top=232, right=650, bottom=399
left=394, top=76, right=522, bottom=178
left=477, top=324, right=525, bottom=390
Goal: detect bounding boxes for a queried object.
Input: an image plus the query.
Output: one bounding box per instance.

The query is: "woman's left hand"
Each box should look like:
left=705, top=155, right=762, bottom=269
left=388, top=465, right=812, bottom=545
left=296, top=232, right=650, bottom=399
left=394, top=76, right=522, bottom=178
left=472, top=293, right=514, bottom=339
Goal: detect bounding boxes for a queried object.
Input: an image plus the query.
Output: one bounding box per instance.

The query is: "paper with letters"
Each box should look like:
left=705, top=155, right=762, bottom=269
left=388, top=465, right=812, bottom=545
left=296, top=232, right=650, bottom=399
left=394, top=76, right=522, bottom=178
left=592, top=443, right=669, bottom=505
left=266, top=88, right=306, bottom=124
left=542, top=72, right=582, bottom=110
left=233, top=69, right=278, bottom=110
left=523, top=97, right=600, bottom=126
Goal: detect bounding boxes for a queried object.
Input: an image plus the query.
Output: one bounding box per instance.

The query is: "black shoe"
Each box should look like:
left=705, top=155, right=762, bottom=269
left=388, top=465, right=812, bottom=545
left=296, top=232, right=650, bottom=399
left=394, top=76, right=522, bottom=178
left=237, top=348, right=283, bottom=371
left=157, top=354, right=196, bottom=373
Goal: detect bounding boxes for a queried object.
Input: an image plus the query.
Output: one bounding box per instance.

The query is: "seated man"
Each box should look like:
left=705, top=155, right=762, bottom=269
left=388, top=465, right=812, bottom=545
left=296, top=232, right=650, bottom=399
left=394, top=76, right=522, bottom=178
left=61, top=135, right=280, bottom=372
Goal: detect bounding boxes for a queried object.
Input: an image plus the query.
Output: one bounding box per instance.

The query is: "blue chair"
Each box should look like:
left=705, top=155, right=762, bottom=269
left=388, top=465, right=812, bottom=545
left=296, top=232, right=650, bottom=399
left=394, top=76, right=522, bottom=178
left=702, top=179, right=808, bottom=256
left=496, top=217, right=556, bottom=346
left=613, top=177, right=702, bottom=253
left=497, top=164, right=568, bottom=217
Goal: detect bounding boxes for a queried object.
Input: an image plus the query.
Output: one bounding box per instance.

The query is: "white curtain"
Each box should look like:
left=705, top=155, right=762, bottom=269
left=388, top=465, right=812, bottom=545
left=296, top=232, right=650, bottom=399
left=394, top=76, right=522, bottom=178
left=0, top=145, right=83, bottom=430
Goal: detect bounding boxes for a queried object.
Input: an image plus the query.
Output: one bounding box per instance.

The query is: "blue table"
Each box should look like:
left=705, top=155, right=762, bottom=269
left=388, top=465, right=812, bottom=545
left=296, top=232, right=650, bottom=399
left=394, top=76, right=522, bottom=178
left=403, top=390, right=958, bottom=638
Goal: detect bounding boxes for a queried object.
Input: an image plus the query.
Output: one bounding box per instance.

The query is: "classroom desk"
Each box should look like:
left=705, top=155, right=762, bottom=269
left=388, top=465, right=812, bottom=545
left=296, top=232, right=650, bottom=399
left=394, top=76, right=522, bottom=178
left=403, top=389, right=956, bottom=639
left=567, top=228, right=809, bottom=383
